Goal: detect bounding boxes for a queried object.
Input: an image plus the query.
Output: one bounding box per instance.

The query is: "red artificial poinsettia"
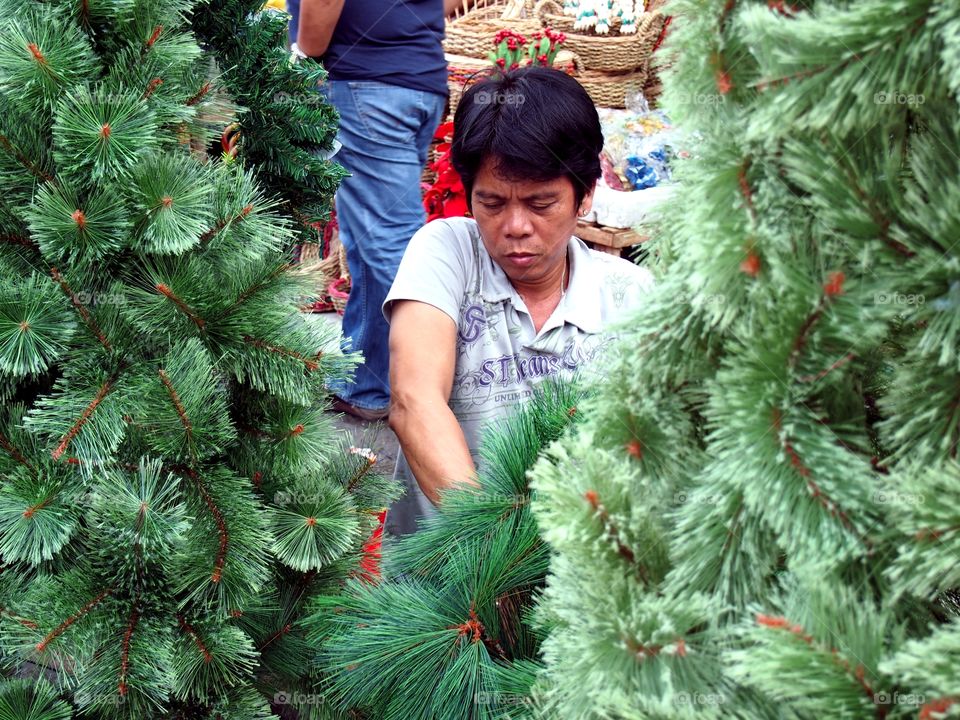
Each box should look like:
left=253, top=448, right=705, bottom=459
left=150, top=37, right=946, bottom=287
left=423, top=121, right=469, bottom=222
left=359, top=509, right=387, bottom=582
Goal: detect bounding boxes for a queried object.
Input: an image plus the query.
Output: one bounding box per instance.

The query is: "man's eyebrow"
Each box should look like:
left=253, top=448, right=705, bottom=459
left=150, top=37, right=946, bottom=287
left=473, top=190, right=560, bottom=201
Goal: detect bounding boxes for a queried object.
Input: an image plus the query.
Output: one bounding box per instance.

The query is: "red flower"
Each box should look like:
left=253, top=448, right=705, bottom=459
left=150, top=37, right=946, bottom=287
left=823, top=271, right=845, bottom=297
left=423, top=140, right=470, bottom=222
left=359, top=509, right=387, bottom=582
left=740, top=252, right=761, bottom=277
left=716, top=69, right=733, bottom=94
left=433, top=121, right=454, bottom=142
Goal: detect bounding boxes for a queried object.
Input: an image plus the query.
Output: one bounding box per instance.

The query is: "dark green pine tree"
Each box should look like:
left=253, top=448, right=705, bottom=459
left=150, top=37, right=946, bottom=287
left=191, top=0, right=347, bottom=241
left=0, top=0, right=396, bottom=717
left=303, top=384, right=587, bottom=720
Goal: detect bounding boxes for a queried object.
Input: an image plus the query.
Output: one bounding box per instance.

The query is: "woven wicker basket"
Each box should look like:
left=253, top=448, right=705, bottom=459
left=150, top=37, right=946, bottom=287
left=296, top=238, right=350, bottom=314
left=535, top=1, right=666, bottom=72
left=444, top=1, right=542, bottom=59
left=578, top=67, right=649, bottom=108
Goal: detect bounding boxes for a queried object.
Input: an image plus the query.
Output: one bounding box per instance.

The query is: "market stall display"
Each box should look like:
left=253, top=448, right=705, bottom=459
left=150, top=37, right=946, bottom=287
left=581, top=93, right=680, bottom=236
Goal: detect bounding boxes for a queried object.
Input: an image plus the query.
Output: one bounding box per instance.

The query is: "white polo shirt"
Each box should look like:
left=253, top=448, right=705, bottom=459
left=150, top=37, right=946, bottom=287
left=382, top=217, right=652, bottom=534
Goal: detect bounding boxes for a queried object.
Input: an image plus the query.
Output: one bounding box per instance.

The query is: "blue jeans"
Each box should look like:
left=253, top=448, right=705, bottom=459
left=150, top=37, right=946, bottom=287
left=323, top=80, right=446, bottom=410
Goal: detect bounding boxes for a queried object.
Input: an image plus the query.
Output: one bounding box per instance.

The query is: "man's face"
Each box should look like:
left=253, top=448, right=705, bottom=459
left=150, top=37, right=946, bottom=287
left=471, top=157, right=593, bottom=289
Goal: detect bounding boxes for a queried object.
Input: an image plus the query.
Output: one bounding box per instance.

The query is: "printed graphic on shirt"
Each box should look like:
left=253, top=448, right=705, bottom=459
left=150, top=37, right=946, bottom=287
left=606, top=272, right=637, bottom=308
left=456, top=299, right=504, bottom=350
left=450, top=334, right=613, bottom=413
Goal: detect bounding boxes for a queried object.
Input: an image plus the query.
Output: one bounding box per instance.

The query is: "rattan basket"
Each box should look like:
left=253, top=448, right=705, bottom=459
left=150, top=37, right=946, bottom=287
left=534, top=0, right=670, bottom=29
left=577, top=66, right=649, bottom=108
left=535, top=1, right=666, bottom=72
left=296, top=233, right=351, bottom=314
left=444, top=0, right=542, bottom=59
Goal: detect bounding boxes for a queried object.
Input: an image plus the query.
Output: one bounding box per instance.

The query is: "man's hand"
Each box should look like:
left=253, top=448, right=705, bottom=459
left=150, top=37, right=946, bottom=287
left=297, top=0, right=345, bottom=57
left=388, top=300, right=478, bottom=505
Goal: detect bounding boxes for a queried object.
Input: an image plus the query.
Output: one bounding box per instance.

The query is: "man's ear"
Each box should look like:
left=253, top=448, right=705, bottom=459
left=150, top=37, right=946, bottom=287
left=578, top=181, right=596, bottom=217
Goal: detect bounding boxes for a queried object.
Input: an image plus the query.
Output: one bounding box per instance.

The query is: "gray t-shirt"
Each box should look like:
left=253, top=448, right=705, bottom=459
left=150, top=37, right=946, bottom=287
left=382, top=217, right=652, bottom=535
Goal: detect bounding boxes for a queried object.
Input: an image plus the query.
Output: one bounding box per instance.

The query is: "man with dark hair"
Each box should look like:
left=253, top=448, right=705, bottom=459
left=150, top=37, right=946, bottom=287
left=383, top=67, right=653, bottom=535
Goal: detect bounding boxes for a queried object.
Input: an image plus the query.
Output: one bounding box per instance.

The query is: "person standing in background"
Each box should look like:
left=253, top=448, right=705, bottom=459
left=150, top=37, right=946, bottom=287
left=287, top=0, right=300, bottom=47
left=298, top=0, right=459, bottom=420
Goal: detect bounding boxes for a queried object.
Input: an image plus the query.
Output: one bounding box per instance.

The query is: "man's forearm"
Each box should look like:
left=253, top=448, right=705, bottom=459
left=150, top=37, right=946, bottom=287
left=390, top=398, right=477, bottom=505
left=297, top=0, right=345, bottom=57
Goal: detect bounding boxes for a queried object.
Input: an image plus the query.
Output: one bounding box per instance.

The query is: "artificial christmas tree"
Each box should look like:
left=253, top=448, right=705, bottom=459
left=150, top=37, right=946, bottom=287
left=0, top=1, right=396, bottom=717
left=526, top=0, right=960, bottom=717
left=191, top=0, right=347, bottom=242
left=303, top=384, right=586, bottom=720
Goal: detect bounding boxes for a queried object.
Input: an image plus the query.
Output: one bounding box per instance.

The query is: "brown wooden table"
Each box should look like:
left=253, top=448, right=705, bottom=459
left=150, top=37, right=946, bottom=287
left=576, top=220, right=649, bottom=256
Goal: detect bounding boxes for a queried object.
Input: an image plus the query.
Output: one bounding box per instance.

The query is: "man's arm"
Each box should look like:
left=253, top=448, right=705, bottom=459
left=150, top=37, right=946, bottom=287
left=444, top=0, right=466, bottom=17
left=388, top=300, right=478, bottom=505
left=297, top=0, right=345, bottom=57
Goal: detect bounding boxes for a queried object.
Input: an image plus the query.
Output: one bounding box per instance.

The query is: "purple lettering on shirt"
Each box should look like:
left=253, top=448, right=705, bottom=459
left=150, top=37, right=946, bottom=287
left=458, top=304, right=487, bottom=344
left=478, top=359, right=498, bottom=387
left=497, top=355, right=515, bottom=386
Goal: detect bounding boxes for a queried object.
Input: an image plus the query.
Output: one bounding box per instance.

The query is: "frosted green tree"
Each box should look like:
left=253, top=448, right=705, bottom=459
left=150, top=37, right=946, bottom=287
left=528, top=0, right=960, bottom=718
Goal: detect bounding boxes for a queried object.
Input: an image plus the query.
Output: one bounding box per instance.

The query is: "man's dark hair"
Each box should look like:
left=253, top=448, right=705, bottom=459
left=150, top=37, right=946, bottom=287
left=451, top=66, right=603, bottom=210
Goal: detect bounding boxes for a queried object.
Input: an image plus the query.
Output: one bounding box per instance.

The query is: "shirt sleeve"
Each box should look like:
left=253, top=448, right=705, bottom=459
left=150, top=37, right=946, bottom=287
left=383, top=218, right=473, bottom=324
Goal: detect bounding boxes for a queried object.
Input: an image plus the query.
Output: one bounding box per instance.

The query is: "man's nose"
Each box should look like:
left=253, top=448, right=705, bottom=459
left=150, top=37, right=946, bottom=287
left=503, top=205, right=533, bottom=238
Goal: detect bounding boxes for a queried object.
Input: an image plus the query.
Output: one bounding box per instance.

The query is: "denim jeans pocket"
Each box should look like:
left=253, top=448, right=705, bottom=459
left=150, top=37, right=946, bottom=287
left=345, top=81, right=423, bottom=146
